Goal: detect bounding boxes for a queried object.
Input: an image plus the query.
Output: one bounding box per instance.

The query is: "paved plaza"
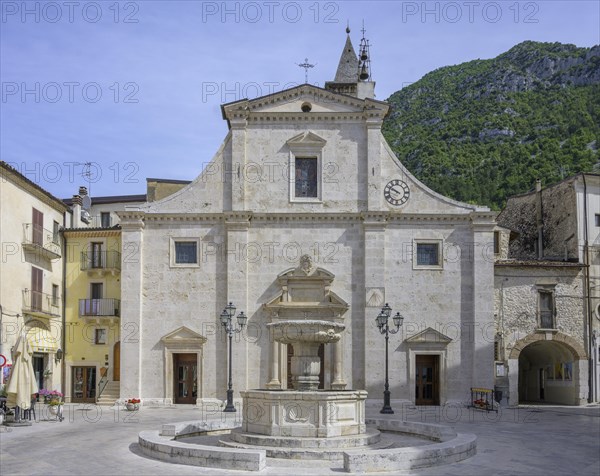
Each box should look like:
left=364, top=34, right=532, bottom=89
left=1, top=403, right=599, bottom=475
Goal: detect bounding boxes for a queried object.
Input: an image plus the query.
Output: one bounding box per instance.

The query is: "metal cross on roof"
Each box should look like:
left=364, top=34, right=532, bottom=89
left=297, top=58, right=316, bottom=84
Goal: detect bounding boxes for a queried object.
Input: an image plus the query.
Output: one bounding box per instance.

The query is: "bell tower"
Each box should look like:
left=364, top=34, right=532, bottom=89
left=325, top=24, right=375, bottom=99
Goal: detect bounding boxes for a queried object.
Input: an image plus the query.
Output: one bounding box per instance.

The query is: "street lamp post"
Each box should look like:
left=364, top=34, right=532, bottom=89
left=375, top=303, right=404, bottom=414
left=219, top=302, right=247, bottom=413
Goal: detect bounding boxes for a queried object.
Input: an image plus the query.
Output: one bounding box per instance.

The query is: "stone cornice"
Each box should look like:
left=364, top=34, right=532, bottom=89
left=132, top=211, right=476, bottom=226
left=221, top=84, right=389, bottom=126
left=470, top=211, right=498, bottom=231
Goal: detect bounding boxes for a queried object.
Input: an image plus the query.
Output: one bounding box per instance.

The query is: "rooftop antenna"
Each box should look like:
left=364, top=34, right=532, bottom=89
left=358, top=20, right=371, bottom=81
left=297, top=57, right=316, bottom=84
left=81, top=161, right=93, bottom=197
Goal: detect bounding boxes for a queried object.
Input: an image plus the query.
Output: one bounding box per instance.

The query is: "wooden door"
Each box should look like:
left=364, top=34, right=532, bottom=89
left=32, top=208, right=43, bottom=245
left=173, top=353, right=197, bottom=404
left=113, top=341, right=120, bottom=381
left=287, top=344, right=325, bottom=390
left=72, top=366, right=97, bottom=403
left=415, top=355, right=439, bottom=405
left=31, top=267, right=43, bottom=311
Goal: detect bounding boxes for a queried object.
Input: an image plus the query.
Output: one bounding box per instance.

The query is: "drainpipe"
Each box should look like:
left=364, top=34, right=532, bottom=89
left=582, top=174, right=594, bottom=403
left=61, top=211, right=67, bottom=396
left=536, top=179, right=544, bottom=259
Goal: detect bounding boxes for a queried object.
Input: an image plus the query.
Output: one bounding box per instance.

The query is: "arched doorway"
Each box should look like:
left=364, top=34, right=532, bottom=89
left=510, top=333, right=587, bottom=405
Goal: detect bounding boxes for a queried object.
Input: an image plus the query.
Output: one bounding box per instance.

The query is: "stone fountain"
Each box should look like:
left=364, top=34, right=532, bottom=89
left=237, top=255, right=367, bottom=440
left=138, top=256, right=477, bottom=472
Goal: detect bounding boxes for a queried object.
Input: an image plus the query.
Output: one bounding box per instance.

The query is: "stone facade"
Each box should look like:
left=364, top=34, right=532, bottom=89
left=494, top=260, right=587, bottom=405
left=495, top=173, right=600, bottom=404
left=118, top=35, right=496, bottom=408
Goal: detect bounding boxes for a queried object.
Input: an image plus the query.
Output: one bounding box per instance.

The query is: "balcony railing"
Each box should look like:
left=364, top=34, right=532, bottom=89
left=80, top=251, right=121, bottom=272
left=79, top=298, right=120, bottom=318
left=22, top=289, right=61, bottom=317
left=22, top=223, right=61, bottom=259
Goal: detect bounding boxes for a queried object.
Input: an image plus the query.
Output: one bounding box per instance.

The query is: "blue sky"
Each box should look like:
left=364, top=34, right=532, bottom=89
left=1, top=0, right=599, bottom=200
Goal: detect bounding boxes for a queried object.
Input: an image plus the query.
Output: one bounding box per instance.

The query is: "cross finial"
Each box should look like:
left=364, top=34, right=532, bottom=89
left=346, top=20, right=350, bottom=34
left=297, top=57, right=316, bottom=84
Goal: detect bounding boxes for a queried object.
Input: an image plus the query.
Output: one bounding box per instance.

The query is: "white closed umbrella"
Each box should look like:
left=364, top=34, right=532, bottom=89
left=6, top=333, right=38, bottom=410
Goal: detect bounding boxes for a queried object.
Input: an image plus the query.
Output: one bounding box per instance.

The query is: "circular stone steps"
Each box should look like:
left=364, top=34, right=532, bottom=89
left=218, top=426, right=384, bottom=460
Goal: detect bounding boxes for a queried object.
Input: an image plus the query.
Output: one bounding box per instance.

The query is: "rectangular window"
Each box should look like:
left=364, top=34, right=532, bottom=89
left=100, top=212, right=111, bottom=228
left=32, top=208, right=44, bottom=246
left=95, top=329, right=107, bottom=345
left=416, top=243, right=440, bottom=266
left=91, top=242, right=103, bottom=268
left=595, top=214, right=600, bottom=227
left=539, top=291, right=554, bottom=329
left=295, top=158, right=318, bottom=198
left=53, top=221, right=60, bottom=245
left=175, top=241, right=198, bottom=264
left=52, top=284, right=59, bottom=307
left=493, top=231, right=500, bottom=254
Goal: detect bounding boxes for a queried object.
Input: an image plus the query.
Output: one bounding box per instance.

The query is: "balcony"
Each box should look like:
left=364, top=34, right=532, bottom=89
left=22, top=289, right=61, bottom=318
left=80, top=251, right=121, bottom=276
left=22, top=223, right=61, bottom=259
left=79, top=298, right=120, bottom=320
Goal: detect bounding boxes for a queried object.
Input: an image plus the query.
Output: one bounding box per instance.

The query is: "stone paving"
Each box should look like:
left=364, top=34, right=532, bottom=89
left=1, top=402, right=599, bottom=475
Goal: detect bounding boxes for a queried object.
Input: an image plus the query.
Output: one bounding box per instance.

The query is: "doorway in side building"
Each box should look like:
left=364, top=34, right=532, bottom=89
left=71, top=366, right=96, bottom=403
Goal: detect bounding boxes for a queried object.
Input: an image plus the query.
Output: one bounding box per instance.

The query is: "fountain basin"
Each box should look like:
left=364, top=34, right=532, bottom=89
left=241, top=389, right=367, bottom=438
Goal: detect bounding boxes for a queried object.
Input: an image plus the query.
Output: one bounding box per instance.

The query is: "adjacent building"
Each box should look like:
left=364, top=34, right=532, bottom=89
left=0, top=161, right=68, bottom=393
left=495, top=174, right=600, bottom=404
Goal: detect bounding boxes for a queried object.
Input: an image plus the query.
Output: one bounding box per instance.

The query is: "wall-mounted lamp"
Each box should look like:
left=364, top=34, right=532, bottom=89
left=55, top=348, right=63, bottom=362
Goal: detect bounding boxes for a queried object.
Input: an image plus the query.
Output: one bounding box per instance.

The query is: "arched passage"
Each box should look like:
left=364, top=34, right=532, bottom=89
left=508, top=333, right=587, bottom=406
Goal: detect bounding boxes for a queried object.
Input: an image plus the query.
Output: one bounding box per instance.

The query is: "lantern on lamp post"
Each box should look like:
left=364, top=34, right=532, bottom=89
left=375, top=303, right=404, bottom=414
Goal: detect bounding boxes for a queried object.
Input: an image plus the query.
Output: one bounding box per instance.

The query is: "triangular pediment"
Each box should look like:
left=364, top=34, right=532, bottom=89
left=405, top=327, right=452, bottom=344
left=161, top=326, right=207, bottom=345
left=286, top=131, right=327, bottom=148
left=221, top=84, right=388, bottom=118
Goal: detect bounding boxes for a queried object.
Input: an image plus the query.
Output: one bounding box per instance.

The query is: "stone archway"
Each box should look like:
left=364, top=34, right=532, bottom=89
left=507, top=332, right=588, bottom=406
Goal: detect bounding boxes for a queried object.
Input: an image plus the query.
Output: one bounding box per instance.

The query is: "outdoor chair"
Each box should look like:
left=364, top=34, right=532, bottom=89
left=22, top=398, right=37, bottom=421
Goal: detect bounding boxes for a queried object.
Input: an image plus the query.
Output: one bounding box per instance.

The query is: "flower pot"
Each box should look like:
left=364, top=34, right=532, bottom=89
left=125, top=403, right=139, bottom=411
left=48, top=405, right=62, bottom=416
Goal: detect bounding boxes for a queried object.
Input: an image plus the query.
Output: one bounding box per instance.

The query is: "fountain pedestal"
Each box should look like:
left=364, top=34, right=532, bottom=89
left=241, top=389, right=367, bottom=438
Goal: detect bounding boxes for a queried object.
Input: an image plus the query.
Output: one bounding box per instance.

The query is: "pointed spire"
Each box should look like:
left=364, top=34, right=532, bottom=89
left=333, top=29, right=359, bottom=83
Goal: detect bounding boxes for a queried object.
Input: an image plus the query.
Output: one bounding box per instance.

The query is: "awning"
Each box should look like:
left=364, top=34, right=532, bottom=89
left=27, top=326, right=59, bottom=353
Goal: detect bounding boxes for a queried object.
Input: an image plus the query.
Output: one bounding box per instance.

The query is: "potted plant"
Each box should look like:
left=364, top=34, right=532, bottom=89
left=125, top=398, right=140, bottom=411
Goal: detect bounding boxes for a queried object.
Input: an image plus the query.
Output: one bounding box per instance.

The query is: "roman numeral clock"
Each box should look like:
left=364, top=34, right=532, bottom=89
left=384, top=179, right=410, bottom=206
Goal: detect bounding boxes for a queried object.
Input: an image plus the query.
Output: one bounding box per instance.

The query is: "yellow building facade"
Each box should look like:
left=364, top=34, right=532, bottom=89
left=63, top=226, right=122, bottom=403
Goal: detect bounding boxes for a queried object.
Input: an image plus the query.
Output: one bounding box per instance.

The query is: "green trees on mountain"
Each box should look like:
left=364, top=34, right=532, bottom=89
left=382, top=41, right=600, bottom=209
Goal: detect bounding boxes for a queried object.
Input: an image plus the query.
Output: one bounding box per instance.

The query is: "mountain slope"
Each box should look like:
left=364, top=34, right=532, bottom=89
left=382, top=41, right=600, bottom=210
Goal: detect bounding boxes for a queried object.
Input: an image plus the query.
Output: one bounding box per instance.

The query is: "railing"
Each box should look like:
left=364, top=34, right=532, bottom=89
left=80, top=251, right=121, bottom=271
left=22, top=289, right=61, bottom=317
left=79, top=298, right=120, bottom=317
left=22, top=223, right=61, bottom=258
left=97, top=366, right=110, bottom=399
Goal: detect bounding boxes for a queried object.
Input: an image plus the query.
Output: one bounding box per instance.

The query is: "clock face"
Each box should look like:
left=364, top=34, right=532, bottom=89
left=384, top=179, right=410, bottom=206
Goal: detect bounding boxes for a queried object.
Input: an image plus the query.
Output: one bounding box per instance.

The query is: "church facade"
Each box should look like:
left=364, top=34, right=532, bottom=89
left=118, top=33, right=496, bottom=407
